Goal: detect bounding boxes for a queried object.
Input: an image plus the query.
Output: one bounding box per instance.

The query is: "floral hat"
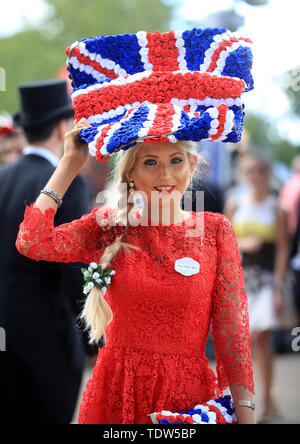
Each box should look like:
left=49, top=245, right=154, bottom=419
left=66, top=27, right=253, bottom=162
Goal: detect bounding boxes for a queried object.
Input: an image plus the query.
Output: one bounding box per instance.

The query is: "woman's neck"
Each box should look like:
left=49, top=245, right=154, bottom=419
left=142, top=205, right=189, bottom=225
left=249, top=187, right=269, bottom=203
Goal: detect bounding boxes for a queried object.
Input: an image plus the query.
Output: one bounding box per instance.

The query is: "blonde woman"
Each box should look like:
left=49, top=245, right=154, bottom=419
left=16, top=28, right=256, bottom=424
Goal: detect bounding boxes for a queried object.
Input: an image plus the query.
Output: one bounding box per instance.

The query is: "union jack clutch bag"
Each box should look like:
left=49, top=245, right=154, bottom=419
left=148, top=394, right=238, bottom=424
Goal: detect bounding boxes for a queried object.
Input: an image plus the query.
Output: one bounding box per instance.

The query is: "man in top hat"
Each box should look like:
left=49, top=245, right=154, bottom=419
left=0, top=79, right=98, bottom=423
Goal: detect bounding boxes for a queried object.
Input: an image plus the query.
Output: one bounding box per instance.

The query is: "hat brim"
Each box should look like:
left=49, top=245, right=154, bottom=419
left=13, top=105, right=74, bottom=128
left=78, top=102, right=244, bottom=162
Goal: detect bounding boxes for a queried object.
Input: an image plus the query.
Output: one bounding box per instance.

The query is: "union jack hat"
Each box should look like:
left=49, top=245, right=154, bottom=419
left=66, top=28, right=253, bottom=162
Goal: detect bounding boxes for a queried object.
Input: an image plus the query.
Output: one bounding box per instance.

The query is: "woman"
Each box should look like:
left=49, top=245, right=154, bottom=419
left=225, top=154, right=288, bottom=423
left=16, top=28, right=255, bottom=424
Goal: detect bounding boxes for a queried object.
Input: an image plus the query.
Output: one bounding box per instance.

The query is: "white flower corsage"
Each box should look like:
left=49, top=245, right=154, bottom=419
left=81, top=262, right=116, bottom=295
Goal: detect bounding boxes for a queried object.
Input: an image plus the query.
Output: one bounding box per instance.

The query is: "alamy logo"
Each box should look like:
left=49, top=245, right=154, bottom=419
left=291, top=68, right=300, bottom=92
left=95, top=186, right=205, bottom=238
left=291, top=327, right=300, bottom=352
left=0, top=327, right=6, bottom=351
left=0, top=67, right=6, bottom=91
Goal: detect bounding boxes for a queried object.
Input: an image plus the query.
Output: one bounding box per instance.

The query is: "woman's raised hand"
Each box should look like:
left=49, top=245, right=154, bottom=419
left=63, top=118, right=91, bottom=167
left=33, top=119, right=92, bottom=214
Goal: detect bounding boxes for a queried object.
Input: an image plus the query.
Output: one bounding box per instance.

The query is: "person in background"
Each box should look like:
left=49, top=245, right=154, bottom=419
left=225, top=154, right=289, bottom=424
left=181, top=153, right=224, bottom=214
left=279, top=154, right=300, bottom=239
left=0, top=112, right=26, bottom=164
left=0, top=79, right=98, bottom=424
left=289, top=197, right=300, bottom=325
left=79, top=156, right=110, bottom=210
left=186, top=177, right=224, bottom=213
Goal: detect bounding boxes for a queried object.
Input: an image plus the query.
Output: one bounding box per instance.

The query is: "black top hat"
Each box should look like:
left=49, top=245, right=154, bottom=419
left=14, top=79, right=74, bottom=128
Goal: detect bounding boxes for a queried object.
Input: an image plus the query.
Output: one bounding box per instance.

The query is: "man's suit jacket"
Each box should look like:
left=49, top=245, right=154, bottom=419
left=181, top=179, right=224, bottom=214
left=0, top=152, right=97, bottom=423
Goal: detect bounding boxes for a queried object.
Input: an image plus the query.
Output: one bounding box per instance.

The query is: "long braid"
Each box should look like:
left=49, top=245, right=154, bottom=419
left=80, top=168, right=141, bottom=345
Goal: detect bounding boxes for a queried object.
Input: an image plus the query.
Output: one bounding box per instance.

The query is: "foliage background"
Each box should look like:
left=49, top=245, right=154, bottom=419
left=0, top=0, right=299, bottom=167
left=0, top=0, right=175, bottom=113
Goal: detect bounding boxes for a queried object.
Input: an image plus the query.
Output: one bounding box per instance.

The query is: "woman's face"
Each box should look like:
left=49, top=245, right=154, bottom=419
left=130, top=142, right=197, bottom=212
left=243, top=159, right=269, bottom=188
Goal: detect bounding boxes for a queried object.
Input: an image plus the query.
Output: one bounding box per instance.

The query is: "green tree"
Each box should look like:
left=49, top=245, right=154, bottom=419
left=244, top=113, right=299, bottom=165
left=0, top=0, right=175, bottom=113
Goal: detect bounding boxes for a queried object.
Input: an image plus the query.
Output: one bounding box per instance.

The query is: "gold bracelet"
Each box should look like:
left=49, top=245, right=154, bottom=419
left=234, top=400, right=255, bottom=411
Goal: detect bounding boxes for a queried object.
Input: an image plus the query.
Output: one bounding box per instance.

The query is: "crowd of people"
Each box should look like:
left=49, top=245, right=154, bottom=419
left=0, top=77, right=299, bottom=424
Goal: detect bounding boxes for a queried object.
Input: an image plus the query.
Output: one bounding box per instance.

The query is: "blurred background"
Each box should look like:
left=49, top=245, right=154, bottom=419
left=1, top=0, right=299, bottom=424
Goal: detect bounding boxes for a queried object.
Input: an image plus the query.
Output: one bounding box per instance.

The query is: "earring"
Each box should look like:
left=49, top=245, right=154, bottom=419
left=190, top=175, right=193, bottom=191
left=128, top=178, right=135, bottom=195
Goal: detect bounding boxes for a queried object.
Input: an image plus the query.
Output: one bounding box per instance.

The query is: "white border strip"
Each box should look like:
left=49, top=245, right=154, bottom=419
left=174, top=30, right=187, bottom=71
left=208, top=108, right=235, bottom=142
left=200, top=31, right=232, bottom=71
left=167, top=104, right=182, bottom=143
left=68, top=56, right=107, bottom=83
left=136, top=104, right=157, bottom=139
left=199, top=31, right=252, bottom=74
left=136, top=31, right=154, bottom=71
left=212, top=41, right=252, bottom=75
left=84, top=96, right=243, bottom=125
left=71, top=70, right=152, bottom=99
left=78, top=40, right=127, bottom=77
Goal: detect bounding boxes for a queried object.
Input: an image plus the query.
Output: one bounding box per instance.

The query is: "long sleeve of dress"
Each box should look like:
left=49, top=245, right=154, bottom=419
left=15, top=203, right=120, bottom=264
left=211, top=214, right=254, bottom=396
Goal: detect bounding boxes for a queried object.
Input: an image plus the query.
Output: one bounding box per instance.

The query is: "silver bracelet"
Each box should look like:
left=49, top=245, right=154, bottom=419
left=234, top=400, right=255, bottom=411
left=40, top=188, right=63, bottom=207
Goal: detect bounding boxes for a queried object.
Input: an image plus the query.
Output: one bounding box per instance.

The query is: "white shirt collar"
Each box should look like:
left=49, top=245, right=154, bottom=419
left=23, top=145, right=60, bottom=168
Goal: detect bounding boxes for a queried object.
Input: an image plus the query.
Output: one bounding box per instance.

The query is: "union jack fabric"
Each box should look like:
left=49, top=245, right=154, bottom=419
left=66, top=28, right=253, bottom=162
left=148, top=394, right=238, bottom=424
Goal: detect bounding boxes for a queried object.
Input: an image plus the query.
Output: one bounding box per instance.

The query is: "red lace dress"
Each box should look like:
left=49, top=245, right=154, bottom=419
left=16, top=204, right=254, bottom=424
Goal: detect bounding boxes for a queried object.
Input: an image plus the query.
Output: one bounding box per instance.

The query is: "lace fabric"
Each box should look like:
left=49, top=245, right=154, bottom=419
left=211, top=216, right=254, bottom=396
left=16, top=203, right=254, bottom=424
left=15, top=203, right=120, bottom=264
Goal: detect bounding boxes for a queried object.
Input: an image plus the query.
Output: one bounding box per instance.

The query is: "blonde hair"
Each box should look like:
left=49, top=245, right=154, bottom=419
left=80, top=140, right=206, bottom=344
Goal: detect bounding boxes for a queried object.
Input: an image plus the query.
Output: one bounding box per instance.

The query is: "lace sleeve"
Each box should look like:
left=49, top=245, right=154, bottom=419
left=15, top=203, right=119, bottom=264
left=211, top=214, right=254, bottom=396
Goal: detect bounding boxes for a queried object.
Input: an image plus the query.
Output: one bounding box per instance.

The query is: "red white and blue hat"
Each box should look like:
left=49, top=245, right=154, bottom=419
left=66, top=28, right=253, bottom=162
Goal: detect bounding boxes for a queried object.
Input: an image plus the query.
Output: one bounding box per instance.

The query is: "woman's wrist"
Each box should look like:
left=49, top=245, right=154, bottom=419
left=273, top=276, right=284, bottom=291
left=60, top=153, right=85, bottom=175
left=34, top=155, right=82, bottom=214
left=235, top=405, right=256, bottom=424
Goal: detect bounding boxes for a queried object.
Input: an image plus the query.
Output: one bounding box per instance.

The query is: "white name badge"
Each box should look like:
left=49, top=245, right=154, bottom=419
left=174, top=257, right=200, bottom=276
